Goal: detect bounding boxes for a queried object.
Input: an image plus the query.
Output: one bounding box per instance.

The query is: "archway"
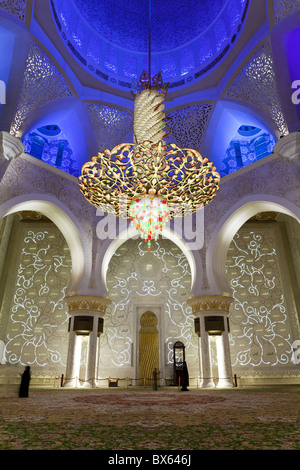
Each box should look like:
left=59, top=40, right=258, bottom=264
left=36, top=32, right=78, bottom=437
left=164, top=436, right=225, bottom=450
left=138, top=311, right=159, bottom=386
left=0, top=198, right=85, bottom=379
left=0, top=195, right=87, bottom=294
left=208, top=196, right=300, bottom=295
left=97, top=222, right=201, bottom=297
left=100, top=234, right=200, bottom=386
left=201, top=197, right=300, bottom=386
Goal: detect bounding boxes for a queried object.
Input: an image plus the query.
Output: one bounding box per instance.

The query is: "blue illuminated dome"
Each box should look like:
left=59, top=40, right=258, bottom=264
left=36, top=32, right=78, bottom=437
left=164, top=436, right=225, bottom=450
left=73, top=0, right=225, bottom=53
left=51, top=0, right=249, bottom=91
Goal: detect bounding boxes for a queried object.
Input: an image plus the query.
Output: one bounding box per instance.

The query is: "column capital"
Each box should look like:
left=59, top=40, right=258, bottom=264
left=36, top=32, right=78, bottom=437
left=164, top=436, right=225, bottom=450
left=65, top=294, right=111, bottom=315
left=273, top=131, right=300, bottom=165
left=187, top=294, right=234, bottom=315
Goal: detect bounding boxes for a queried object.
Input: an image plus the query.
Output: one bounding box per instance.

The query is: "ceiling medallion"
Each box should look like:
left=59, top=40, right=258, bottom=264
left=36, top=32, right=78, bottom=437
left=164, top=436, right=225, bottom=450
left=78, top=2, right=220, bottom=250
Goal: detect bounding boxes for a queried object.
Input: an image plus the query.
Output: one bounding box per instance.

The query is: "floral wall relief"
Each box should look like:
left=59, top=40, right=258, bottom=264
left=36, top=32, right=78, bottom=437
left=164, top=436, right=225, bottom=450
left=2, top=221, right=72, bottom=375
left=102, top=238, right=198, bottom=379
left=226, top=223, right=300, bottom=376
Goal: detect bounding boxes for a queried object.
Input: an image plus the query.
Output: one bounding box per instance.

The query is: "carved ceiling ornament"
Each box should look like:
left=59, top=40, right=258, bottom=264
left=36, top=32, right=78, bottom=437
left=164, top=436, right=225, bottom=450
left=0, top=0, right=28, bottom=23
left=0, top=131, right=24, bottom=162
left=224, top=41, right=288, bottom=136
left=166, top=104, right=213, bottom=151
left=273, top=0, right=300, bottom=23
left=10, top=41, right=74, bottom=136
left=85, top=103, right=134, bottom=152
left=273, top=131, right=300, bottom=165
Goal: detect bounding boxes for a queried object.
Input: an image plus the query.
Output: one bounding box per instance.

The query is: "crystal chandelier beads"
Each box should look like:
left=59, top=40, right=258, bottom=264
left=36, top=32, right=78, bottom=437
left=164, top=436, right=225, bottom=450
left=129, top=196, right=170, bottom=250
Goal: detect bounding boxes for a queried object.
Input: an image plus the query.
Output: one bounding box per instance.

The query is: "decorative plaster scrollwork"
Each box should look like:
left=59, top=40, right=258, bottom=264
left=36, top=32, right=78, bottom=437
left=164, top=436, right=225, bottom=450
left=10, top=41, right=74, bottom=136
left=273, top=131, right=300, bottom=165
left=166, top=104, right=213, bottom=151
left=3, top=225, right=72, bottom=373
left=226, top=227, right=300, bottom=375
left=0, top=0, right=27, bottom=22
left=224, top=42, right=288, bottom=136
left=103, top=238, right=195, bottom=370
left=85, top=103, right=133, bottom=152
left=273, top=0, right=300, bottom=24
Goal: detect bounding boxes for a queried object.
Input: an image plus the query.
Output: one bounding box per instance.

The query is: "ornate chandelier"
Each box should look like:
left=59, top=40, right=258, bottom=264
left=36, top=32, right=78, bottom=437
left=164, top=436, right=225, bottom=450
left=78, top=4, right=220, bottom=250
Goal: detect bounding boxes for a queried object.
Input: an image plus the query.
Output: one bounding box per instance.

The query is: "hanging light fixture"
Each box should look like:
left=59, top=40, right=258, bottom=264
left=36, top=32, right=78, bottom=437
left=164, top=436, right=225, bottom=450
left=78, top=1, right=220, bottom=250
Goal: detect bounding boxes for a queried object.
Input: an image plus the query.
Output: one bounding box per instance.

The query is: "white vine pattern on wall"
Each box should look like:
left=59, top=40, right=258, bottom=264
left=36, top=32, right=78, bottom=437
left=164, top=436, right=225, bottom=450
left=104, top=238, right=196, bottom=371
left=4, top=229, right=71, bottom=370
left=227, top=228, right=296, bottom=372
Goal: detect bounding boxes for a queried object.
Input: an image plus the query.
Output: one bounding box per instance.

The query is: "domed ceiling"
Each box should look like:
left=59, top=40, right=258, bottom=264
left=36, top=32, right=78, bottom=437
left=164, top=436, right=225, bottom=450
left=73, top=0, right=224, bottom=52
left=51, top=0, right=249, bottom=92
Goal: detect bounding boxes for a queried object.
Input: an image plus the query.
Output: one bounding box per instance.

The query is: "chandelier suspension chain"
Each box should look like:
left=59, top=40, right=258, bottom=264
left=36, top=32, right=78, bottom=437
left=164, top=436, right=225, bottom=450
left=148, top=0, right=151, bottom=82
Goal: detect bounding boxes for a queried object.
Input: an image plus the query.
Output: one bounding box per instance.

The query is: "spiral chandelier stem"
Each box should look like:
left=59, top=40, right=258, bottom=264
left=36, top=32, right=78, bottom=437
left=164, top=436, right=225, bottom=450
left=148, top=0, right=152, bottom=83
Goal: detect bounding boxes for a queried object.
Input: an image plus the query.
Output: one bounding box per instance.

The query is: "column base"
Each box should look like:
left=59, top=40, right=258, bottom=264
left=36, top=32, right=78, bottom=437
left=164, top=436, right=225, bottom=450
left=82, top=380, right=97, bottom=388
left=82, top=381, right=92, bottom=388
left=64, top=378, right=77, bottom=388
left=201, top=380, right=215, bottom=388
left=217, top=378, right=233, bottom=388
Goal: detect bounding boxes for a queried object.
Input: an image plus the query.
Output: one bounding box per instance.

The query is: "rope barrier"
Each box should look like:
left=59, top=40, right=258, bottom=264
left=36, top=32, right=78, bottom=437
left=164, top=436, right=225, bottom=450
left=57, top=374, right=241, bottom=388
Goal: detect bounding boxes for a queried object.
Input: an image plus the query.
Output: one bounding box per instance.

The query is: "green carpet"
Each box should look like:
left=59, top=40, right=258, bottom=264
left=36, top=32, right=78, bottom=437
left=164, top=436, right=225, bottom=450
left=1, top=386, right=299, bottom=450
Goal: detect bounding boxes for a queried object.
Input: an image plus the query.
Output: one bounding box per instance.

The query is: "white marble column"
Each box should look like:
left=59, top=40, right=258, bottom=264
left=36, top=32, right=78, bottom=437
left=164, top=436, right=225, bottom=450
left=188, top=295, right=234, bottom=389
left=64, top=295, right=110, bottom=388
left=198, top=314, right=214, bottom=388
left=64, top=316, right=81, bottom=387
left=85, top=315, right=100, bottom=388
left=216, top=321, right=233, bottom=388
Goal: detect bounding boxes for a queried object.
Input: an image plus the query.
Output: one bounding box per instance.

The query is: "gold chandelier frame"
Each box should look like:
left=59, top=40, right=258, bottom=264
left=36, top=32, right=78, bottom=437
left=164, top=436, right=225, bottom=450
left=78, top=139, right=220, bottom=219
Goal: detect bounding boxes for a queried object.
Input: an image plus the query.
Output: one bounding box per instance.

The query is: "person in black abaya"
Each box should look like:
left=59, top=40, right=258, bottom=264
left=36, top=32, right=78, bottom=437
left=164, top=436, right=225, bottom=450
left=19, top=366, right=31, bottom=397
left=181, top=362, right=189, bottom=391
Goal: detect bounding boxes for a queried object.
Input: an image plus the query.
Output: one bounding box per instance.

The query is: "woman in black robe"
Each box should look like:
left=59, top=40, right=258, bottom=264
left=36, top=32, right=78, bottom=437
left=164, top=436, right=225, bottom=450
left=19, top=366, right=31, bottom=397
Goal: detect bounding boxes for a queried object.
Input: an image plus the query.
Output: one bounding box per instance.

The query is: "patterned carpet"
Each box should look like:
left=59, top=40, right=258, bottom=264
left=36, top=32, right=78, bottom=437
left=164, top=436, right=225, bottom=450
left=0, top=385, right=300, bottom=452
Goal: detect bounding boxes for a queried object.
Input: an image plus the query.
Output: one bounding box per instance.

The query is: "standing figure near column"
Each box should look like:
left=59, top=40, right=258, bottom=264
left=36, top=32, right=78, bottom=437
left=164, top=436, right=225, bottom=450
left=19, top=366, right=31, bottom=397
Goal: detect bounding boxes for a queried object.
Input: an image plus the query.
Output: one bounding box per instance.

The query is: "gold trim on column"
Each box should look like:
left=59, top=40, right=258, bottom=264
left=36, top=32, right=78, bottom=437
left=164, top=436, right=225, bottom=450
left=65, top=295, right=111, bottom=314
left=187, top=295, right=234, bottom=314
